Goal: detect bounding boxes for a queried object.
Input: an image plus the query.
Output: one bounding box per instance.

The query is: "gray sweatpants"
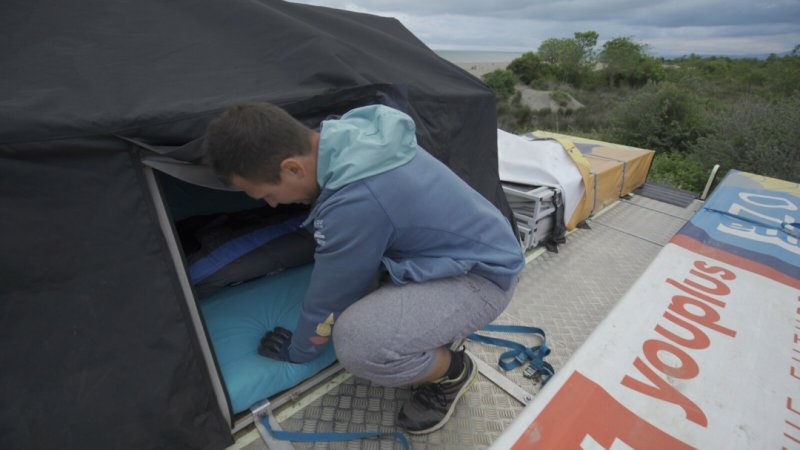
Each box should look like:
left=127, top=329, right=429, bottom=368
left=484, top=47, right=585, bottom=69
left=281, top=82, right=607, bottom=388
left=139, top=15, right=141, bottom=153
left=332, top=273, right=516, bottom=387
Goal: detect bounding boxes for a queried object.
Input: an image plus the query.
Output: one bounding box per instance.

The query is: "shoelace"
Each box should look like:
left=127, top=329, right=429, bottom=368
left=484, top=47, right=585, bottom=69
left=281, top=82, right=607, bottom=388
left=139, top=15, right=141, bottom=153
left=411, top=382, right=448, bottom=409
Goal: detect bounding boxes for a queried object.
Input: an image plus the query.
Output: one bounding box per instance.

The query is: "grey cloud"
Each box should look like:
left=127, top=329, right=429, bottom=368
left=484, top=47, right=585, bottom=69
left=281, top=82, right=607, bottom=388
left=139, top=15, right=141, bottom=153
left=296, top=0, right=799, bottom=26
left=625, top=0, right=800, bottom=27
left=289, top=0, right=800, bottom=55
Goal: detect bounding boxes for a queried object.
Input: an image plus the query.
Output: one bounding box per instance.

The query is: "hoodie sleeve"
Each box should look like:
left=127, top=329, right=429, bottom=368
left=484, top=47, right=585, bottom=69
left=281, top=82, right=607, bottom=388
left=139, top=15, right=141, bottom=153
left=288, top=184, right=394, bottom=362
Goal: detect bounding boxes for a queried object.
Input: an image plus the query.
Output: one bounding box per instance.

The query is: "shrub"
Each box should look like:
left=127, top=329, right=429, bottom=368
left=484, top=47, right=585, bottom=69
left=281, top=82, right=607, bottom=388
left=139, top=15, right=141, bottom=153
left=609, top=82, right=707, bottom=152
left=648, top=151, right=709, bottom=192
left=495, top=91, right=534, bottom=133
left=482, top=69, right=518, bottom=100
left=569, top=87, right=637, bottom=137
left=508, top=52, right=550, bottom=85
left=762, top=54, right=800, bottom=99
left=691, top=95, right=800, bottom=182
left=550, top=90, right=571, bottom=107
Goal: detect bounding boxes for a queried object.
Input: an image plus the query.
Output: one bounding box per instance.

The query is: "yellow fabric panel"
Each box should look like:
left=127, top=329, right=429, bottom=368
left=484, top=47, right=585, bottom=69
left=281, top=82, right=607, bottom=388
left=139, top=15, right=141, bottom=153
left=532, top=130, right=655, bottom=207
left=584, top=154, right=624, bottom=212
left=533, top=131, right=652, bottom=153
left=526, top=131, right=656, bottom=228
left=740, top=172, right=800, bottom=195
left=547, top=137, right=595, bottom=230
left=587, top=146, right=654, bottom=196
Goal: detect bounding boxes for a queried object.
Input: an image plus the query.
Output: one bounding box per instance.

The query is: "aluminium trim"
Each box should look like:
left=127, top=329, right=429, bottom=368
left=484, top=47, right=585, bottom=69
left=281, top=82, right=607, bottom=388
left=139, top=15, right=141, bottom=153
left=142, top=167, right=233, bottom=427
left=233, top=362, right=346, bottom=433
left=466, top=349, right=534, bottom=405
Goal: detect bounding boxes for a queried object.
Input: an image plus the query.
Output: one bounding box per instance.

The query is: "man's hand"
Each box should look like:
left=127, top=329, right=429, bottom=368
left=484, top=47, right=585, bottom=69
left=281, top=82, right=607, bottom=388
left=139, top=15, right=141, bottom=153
left=258, top=326, right=293, bottom=362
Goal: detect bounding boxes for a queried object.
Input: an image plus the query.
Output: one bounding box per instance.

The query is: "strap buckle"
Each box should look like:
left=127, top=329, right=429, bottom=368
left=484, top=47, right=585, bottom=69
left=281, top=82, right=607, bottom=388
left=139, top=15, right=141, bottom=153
left=468, top=325, right=554, bottom=385
left=522, top=365, right=539, bottom=380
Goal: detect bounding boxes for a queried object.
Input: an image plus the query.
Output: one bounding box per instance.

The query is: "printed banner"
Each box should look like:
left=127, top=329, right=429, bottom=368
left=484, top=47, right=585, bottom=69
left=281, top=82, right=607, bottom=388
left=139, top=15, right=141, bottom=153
left=494, top=170, right=800, bottom=449
left=675, top=170, right=799, bottom=289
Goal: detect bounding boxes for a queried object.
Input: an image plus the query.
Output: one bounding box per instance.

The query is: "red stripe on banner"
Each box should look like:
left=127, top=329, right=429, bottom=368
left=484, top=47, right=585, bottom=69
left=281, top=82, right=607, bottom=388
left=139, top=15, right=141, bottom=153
left=511, top=371, right=694, bottom=449
left=671, top=234, right=800, bottom=290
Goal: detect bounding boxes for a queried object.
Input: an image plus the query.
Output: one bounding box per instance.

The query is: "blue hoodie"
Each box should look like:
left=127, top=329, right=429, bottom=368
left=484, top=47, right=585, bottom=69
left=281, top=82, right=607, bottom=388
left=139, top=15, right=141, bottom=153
left=288, top=105, right=524, bottom=362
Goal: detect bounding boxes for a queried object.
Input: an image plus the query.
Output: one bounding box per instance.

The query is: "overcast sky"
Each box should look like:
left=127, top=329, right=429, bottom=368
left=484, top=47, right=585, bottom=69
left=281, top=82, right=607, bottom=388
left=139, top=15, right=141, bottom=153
left=290, top=0, right=800, bottom=57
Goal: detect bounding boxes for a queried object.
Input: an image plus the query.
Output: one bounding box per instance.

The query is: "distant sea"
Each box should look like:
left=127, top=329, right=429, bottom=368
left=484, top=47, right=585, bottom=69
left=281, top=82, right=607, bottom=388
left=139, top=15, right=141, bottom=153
left=434, top=49, right=787, bottom=63
left=434, top=49, right=525, bottom=63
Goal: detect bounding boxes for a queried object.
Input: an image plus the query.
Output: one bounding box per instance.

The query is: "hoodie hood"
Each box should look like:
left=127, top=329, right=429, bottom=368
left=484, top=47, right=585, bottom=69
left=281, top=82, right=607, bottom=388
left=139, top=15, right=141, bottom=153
left=317, top=105, right=417, bottom=191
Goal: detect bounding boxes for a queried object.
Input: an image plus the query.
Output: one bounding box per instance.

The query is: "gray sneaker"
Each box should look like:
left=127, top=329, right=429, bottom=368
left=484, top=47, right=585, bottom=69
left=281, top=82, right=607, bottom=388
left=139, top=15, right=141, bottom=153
left=397, top=351, right=478, bottom=435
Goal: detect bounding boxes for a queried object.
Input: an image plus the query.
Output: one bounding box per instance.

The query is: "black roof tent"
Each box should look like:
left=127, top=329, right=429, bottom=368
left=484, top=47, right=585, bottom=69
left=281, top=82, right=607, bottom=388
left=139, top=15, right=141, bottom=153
left=0, top=1, right=507, bottom=449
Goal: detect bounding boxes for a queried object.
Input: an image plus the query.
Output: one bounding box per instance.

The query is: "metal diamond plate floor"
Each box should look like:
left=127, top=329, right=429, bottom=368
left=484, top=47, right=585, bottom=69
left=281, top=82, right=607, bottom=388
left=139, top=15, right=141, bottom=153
left=237, top=196, right=702, bottom=450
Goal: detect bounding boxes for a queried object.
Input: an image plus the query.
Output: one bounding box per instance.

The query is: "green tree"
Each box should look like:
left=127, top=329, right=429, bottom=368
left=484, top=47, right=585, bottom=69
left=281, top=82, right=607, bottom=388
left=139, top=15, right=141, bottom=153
left=538, top=37, right=584, bottom=84
left=574, top=31, right=599, bottom=63
left=599, top=37, right=663, bottom=87
left=600, top=37, right=642, bottom=86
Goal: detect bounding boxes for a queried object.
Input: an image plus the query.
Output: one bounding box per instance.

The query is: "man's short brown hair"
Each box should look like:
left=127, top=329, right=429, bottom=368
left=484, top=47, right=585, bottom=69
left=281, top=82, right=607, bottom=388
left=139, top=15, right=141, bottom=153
left=203, top=102, right=312, bottom=185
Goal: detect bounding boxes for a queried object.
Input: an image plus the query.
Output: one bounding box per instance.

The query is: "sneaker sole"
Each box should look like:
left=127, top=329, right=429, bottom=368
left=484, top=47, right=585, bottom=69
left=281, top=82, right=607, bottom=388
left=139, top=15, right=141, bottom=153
left=404, top=358, right=479, bottom=435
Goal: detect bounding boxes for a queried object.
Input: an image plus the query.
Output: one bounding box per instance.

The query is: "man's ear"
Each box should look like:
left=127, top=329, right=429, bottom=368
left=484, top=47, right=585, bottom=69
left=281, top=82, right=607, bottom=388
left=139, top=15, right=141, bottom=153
left=280, top=158, right=305, bottom=178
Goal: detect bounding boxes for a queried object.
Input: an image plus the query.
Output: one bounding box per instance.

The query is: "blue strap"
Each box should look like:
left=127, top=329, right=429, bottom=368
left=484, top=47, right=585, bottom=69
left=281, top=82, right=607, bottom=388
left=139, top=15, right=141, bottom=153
left=468, top=324, right=554, bottom=384
left=260, top=414, right=410, bottom=450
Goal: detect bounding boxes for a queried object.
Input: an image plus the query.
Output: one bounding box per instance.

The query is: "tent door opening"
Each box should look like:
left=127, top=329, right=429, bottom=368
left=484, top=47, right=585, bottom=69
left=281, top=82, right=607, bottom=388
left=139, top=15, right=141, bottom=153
left=142, top=165, right=342, bottom=433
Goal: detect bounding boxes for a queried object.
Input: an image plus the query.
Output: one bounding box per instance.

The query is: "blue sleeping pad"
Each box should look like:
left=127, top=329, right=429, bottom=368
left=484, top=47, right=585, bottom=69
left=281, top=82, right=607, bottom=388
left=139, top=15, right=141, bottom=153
left=200, top=264, right=337, bottom=413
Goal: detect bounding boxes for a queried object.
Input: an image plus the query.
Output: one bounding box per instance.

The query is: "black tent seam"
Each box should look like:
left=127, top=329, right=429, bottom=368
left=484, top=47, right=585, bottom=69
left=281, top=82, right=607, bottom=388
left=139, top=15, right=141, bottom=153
left=0, top=85, right=420, bottom=146
left=0, top=109, right=226, bottom=147
left=0, top=88, right=329, bottom=146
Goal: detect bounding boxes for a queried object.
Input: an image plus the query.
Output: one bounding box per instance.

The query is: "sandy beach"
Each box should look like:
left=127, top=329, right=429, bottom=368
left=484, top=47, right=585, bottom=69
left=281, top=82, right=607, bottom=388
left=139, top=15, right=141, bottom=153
left=454, top=61, right=510, bottom=78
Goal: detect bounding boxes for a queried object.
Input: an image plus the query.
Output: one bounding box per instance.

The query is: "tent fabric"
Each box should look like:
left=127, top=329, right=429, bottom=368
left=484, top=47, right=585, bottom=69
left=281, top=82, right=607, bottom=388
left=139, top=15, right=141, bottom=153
left=1, top=1, right=507, bottom=448
left=200, top=264, right=338, bottom=413
left=157, top=170, right=265, bottom=222
left=0, top=1, right=505, bottom=210
left=0, top=148, right=233, bottom=450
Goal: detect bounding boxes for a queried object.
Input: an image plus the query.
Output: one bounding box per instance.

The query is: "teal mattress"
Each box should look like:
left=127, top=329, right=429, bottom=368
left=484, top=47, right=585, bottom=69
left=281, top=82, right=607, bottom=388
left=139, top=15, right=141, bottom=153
left=199, top=264, right=337, bottom=413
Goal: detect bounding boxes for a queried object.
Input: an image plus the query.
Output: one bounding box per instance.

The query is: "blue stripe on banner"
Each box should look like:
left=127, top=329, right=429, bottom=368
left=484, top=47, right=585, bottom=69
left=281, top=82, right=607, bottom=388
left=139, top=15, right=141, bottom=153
left=687, top=183, right=799, bottom=266
left=677, top=219, right=799, bottom=283
left=189, top=215, right=307, bottom=283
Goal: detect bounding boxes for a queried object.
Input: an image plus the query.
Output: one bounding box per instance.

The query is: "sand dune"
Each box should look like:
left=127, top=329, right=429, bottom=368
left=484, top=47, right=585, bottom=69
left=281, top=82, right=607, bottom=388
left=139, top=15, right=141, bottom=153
left=453, top=61, right=583, bottom=112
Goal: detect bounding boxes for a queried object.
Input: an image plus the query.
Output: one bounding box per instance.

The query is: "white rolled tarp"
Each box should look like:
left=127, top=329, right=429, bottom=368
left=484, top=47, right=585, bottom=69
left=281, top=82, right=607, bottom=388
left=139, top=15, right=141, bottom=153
left=497, top=129, right=585, bottom=229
